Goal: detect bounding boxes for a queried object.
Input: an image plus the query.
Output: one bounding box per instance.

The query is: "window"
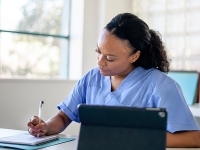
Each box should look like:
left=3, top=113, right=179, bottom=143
left=132, top=0, right=200, bottom=71
left=0, top=0, right=71, bottom=79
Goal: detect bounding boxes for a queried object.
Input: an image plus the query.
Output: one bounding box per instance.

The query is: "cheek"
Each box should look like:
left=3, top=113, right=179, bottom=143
left=108, top=62, right=128, bottom=72
left=103, top=60, right=131, bottom=76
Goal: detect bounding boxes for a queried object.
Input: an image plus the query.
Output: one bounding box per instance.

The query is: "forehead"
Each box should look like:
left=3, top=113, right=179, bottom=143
left=97, top=29, right=131, bottom=55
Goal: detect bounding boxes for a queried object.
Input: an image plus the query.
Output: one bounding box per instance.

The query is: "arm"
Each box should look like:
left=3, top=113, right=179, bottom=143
left=167, top=131, right=200, bottom=148
left=45, top=110, right=72, bottom=135
left=28, top=110, right=71, bottom=137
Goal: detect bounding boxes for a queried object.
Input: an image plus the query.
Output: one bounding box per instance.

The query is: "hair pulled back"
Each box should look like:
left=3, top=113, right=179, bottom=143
left=105, top=13, right=170, bottom=73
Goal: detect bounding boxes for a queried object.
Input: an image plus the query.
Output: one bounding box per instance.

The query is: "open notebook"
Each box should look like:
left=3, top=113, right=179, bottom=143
left=0, top=133, right=59, bottom=146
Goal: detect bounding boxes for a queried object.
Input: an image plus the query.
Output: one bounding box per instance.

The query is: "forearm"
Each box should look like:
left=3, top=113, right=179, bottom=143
left=46, top=110, right=72, bottom=135
left=167, top=131, right=200, bottom=148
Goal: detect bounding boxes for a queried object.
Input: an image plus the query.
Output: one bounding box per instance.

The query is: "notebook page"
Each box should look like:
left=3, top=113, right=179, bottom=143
left=0, top=133, right=58, bottom=146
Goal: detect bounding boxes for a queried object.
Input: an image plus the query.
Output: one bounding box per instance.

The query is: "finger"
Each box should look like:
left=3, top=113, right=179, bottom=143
left=28, top=126, right=45, bottom=137
left=28, top=117, right=41, bottom=134
left=34, top=122, right=48, bottom=136
left=34, top=122, right=46, bottom=132
left=32, top=127, right=46, bottom=137
left=28, top=127, right=39, bottom=136
left=30, top=116, right=39, bottom=125
left=36, top=131, right=46, bottom=137
left=27, top=117, right=42, bottom=137
left=27, top=119, right=35, bottom=129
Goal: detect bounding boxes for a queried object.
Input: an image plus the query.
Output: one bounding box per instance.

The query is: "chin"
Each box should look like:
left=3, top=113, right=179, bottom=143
left=99, top=71, right=111, bottom=76
left=100, top=72, right=108, bottom=76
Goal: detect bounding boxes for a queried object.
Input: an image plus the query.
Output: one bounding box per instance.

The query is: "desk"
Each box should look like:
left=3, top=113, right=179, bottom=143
left=0, top=128, right=200, bottom=150
left=189, top=103, right=200, bottom=117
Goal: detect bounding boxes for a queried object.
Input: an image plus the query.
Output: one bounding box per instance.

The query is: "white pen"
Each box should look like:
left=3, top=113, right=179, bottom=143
left=37, top=100, right=44, bottom=137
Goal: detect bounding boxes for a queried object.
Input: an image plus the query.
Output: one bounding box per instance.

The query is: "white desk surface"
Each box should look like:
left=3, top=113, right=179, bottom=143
left=0, top=128, right=200, bottom=150
left=189, top=103, right=200, bottom=117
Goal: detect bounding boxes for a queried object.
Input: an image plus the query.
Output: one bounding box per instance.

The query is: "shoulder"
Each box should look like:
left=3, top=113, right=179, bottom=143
left=144, top=68, right=182, bottom=96
left=137, top=67, right=177, bottom=88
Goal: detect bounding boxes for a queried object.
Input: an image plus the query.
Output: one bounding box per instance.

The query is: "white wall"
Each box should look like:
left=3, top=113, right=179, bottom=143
left=0, top=0, right=133, bottom=136
left=0, top=79, right=80, bottom=135
left=81, top=0, right=133, bottom=75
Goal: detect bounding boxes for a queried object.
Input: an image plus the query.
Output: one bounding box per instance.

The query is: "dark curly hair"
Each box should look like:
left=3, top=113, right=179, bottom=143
left=105, top=13, right=170, bottom=73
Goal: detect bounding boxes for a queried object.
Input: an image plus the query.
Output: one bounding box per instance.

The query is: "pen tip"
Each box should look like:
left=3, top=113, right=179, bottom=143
left=40, top=101, right=44, bottom=106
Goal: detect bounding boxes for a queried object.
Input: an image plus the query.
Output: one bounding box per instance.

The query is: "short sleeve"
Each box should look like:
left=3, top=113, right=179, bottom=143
left=57, top=75, right=88, bottom=122
left=154, top=81, right=200, bottom=133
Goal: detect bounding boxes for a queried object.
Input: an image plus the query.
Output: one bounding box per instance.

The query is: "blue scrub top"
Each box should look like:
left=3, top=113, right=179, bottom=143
left=58, top=67, right=200, bottom=133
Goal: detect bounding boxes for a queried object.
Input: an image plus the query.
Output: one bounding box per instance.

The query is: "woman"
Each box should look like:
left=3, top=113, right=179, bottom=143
left=28, top=13, right=200, bottom=147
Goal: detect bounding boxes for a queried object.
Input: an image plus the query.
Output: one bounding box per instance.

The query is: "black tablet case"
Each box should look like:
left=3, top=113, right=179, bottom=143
left=77, top=104, right=167, bottom=150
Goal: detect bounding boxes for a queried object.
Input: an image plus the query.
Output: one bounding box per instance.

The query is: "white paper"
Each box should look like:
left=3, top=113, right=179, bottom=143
left=0, top=133, right=59, bottom=146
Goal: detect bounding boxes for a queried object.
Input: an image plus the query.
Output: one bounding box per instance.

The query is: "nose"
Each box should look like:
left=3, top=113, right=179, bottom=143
left=97, top=55, right=106, bottom=67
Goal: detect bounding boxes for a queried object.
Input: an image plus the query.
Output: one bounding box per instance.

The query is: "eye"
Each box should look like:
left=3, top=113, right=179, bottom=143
left=95, top=49, right=101, bottom=54
left=107, top=59, right=114, bottom=62
left=106, top=57, right=114, bottom=62
left=95, top=49, right=115, bottom=62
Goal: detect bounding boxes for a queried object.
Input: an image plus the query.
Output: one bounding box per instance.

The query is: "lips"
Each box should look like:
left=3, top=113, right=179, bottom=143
left=99, top=68, right=106, bottom=73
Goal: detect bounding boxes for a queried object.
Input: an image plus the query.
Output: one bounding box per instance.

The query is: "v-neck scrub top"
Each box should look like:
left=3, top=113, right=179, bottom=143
left=58, top=67, right=200, bottom=133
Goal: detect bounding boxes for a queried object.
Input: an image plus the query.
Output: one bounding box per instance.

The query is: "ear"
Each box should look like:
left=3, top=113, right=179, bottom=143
left=130, top=50, right=141, bottom=63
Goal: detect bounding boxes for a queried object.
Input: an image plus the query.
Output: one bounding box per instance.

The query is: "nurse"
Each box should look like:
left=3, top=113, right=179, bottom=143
left=27, top=13, right=200, bottom=147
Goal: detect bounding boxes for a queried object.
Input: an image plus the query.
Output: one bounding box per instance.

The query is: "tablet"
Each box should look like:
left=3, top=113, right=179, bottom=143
left=77, top=104, right=167, bottom=150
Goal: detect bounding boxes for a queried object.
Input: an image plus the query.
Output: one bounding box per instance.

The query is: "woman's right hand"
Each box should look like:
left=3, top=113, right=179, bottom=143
left=27, top=116, right=49, bottom=137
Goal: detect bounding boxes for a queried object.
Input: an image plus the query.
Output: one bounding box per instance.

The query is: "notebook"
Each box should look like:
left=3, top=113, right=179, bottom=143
left=77, top=104, right=167, bottom=150
left=0, top=133, right=59, bottom=146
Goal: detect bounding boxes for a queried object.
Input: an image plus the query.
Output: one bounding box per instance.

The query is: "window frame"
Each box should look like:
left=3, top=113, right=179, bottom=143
left=0, top=0, right=71, bottom=79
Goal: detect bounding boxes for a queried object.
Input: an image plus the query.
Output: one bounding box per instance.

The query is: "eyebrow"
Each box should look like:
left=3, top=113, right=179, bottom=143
left=96, top=45, right=118, bottom=57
